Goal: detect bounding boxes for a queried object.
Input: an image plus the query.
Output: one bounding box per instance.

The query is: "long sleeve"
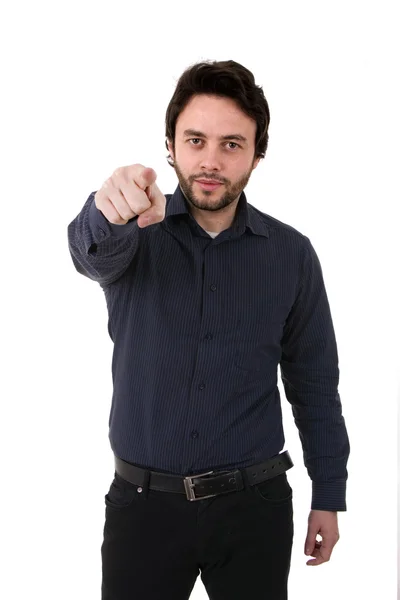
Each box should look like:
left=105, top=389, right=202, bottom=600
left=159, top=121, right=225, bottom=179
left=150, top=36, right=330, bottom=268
left=67, top=192, right=141, bottom=286
left=279, top=236, right=350, bottom=511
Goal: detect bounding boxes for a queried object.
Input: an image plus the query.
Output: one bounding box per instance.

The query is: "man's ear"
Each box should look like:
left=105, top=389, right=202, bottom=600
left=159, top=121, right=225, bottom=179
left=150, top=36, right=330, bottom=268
left=167, top=139, right=175, bottom=160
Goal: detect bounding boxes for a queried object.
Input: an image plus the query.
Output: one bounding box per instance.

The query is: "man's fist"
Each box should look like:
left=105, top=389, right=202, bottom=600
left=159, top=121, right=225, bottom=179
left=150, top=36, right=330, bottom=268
left=95, top=164, right=166, bottom=228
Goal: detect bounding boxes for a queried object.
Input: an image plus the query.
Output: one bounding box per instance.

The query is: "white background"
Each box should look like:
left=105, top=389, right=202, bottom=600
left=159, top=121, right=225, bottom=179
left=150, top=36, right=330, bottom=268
left=1, top=1, right=399, bottom=598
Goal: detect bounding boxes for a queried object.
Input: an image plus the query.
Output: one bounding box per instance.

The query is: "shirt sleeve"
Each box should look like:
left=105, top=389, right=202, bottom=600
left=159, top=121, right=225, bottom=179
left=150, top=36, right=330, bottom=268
left=67, top=192, right=141, bottom=286
left=279, top=236, right=350, bottom=511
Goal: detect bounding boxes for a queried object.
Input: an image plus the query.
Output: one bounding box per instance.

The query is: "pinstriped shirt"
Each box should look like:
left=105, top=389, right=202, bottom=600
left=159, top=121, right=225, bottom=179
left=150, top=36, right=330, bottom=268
left=67, top=184, right=350, bottom=511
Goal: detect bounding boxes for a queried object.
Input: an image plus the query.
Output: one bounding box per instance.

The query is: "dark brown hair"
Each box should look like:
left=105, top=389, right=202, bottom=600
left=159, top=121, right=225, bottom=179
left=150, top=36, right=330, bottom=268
left=164, top=59, right=270, bottom=167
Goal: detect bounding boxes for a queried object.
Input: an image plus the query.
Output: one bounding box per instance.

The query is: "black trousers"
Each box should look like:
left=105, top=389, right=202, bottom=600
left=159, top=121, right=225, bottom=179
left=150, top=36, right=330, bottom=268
left=101, top=466, right=294, bottom=600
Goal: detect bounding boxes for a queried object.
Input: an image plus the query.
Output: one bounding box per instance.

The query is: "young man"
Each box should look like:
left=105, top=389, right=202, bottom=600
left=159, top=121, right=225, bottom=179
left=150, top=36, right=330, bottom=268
left=68, top=59, right=350, bottom=600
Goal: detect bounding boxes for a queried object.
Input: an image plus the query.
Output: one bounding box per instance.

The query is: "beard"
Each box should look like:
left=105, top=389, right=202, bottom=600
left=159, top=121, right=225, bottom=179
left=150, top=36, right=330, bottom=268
left=173, top=160, right=254, bottom=212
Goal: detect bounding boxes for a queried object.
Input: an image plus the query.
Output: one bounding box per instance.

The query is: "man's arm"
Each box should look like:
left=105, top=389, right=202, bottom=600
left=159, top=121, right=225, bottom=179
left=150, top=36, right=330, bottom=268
left=67, top=191, right=141, bottom=287
left=279, top=236, right=350, bottom=511
left=68, top=166, right=166, bottom=286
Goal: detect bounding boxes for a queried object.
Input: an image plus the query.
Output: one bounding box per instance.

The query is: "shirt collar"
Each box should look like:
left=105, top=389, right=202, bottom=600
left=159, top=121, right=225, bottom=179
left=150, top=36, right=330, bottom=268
left=165, top=184, right=269, bottom=238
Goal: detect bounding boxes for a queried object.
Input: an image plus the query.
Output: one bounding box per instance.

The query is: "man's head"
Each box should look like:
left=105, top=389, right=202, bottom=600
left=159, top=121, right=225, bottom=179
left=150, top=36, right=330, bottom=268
left=164, top=60, right=270, bottom=215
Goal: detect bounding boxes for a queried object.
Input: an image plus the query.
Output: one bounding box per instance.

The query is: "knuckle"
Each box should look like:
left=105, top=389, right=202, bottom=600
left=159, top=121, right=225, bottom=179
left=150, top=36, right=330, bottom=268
left=119, top=168, right=131, bottom=184
left=120, top=210, right=134, bottom=221
left=113, top=215, right=127, bottom=225
left=95, top=192, right=104, bottom=208
left=129, top=163, right=145, bottom=179
left=110, top=171, right=120, bottom=184
left=128, top=203, right=143, bottom=217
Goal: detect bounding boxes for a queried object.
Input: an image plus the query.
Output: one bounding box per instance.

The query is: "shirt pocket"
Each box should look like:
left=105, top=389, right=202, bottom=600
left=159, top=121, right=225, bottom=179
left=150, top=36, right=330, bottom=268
left=233, top=310, right=285, bottom=373
left=234, top=350, right=263, bottom=372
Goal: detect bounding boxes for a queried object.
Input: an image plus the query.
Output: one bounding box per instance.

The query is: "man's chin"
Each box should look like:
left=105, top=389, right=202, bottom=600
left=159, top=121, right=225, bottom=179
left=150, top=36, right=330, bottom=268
left=192, top=199, right=230, bottom=212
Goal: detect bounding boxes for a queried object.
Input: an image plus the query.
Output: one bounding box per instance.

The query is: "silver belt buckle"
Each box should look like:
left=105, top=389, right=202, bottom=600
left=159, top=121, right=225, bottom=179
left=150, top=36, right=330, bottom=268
left=183, top=470, right=215, bottom=501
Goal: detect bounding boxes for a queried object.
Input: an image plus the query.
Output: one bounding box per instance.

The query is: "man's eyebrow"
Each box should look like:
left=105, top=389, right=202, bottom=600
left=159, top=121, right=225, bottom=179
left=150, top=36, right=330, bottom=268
left=183, top=129, right=248, bottom=143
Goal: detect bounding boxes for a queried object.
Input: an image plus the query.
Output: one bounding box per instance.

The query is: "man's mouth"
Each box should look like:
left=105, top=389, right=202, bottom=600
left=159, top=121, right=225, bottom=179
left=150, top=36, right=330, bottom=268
left=195, top=180, right=223, bottom=191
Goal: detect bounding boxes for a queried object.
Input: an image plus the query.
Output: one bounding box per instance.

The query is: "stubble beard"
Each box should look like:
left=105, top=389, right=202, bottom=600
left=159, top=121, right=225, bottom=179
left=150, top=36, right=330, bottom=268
left=174, top=160, right=253, bottom=212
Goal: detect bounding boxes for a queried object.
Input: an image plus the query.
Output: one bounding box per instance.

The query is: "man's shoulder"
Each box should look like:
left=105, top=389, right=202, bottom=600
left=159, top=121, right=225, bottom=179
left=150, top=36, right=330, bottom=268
left=248, top=203, right=309, bottom=243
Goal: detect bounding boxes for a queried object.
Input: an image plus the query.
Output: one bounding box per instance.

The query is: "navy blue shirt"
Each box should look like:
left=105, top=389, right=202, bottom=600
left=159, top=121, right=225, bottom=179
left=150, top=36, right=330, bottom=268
left=67, top=184, right=350, bottom=511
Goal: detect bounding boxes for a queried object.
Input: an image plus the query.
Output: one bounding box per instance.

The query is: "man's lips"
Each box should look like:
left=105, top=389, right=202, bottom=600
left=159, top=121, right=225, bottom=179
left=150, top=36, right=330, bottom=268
left=195, top=179, right=223, bottom=190
left=196, top=179, right=222, bottom=184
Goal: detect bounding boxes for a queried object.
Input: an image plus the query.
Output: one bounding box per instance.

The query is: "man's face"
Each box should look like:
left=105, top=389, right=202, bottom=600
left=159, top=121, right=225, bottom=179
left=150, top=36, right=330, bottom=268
left=167, top=94, right=260, bottom=213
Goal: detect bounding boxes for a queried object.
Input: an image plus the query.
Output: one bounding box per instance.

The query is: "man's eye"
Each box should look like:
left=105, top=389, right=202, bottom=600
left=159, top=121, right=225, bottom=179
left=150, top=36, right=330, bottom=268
left=189, top=139, right=239, bottom=150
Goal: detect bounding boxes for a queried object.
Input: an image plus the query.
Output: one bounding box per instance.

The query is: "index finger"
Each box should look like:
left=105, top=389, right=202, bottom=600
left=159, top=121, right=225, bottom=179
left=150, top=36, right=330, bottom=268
left=309, top=539, right=334, bottom=565
left=125, top=164, right=157, bottom=191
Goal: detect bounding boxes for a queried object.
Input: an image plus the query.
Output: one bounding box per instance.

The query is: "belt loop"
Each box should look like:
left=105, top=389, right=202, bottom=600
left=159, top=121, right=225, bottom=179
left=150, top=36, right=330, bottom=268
left=140, top=469, right=151, bottom=499
left=240, top=467, right=252, bottom=491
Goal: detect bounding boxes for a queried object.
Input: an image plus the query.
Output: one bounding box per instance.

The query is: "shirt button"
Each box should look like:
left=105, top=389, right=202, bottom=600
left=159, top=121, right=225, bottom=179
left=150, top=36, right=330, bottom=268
left=210, top=284, right=217, bottom=291
left=198, top=383, right=205, bottom=390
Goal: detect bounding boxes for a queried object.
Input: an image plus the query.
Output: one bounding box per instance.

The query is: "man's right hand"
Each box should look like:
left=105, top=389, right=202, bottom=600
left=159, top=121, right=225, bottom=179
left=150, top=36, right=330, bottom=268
left=95, top=164, right=166, bottom=228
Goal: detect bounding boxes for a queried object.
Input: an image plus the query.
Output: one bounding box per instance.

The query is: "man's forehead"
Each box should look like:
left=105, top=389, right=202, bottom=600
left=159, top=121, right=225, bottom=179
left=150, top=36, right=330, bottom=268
left=174, top=95, right=256, bottom=141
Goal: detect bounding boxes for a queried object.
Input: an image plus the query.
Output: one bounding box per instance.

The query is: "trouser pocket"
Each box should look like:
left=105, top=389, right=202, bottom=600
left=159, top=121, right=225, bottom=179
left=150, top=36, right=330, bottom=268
left=253, top=472, right=293, bottom=505
left=105, top=472, right=141, bottom=510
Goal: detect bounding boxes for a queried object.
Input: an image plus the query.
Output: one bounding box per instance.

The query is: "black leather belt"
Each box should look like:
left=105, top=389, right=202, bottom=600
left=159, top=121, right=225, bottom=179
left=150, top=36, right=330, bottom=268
left=114, top=450, right=293, bottom=501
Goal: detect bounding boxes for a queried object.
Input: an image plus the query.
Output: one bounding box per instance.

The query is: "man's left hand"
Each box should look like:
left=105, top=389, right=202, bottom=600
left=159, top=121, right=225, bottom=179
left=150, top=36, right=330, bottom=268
left=304, top=510, right=340, bottom=566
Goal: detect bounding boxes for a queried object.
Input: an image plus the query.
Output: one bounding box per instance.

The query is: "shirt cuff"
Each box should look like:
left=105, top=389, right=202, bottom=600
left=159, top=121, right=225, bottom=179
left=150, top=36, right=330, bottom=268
left=311, top=480, right=347, bottom=511
left=88, top=195, right=139, bottom=241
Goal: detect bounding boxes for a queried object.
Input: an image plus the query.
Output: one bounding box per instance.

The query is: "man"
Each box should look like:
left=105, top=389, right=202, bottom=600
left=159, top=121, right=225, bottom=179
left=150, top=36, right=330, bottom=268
left=67, top=59, right=350, bottom=600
